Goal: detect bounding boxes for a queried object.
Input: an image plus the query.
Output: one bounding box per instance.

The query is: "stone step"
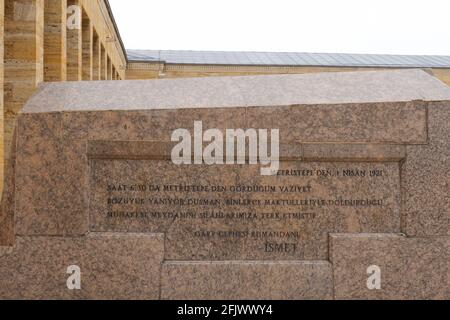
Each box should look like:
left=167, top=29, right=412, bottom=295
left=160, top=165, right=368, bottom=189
left=161, top=260, right=333, bottom=300
left=0, top=233, right=164, bottom=300
left=1, top=232, right=448, bottom=300
left=330, top=233, right=450, bottom=300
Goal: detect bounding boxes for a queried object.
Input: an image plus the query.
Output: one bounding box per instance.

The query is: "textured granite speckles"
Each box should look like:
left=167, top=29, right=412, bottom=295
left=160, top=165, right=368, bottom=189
left=302, top=144, right=406, bottom=162
left=14, top=113, right=88, bottom=236
left=45, top=102, right=428, bottom=144
left=21, top=69, right=450, bottom=114
left=87, top=140, right=175, bottom=160
left=15, top=101, right=420, bottom=238
left=330, top=234, right=450, bottom=300
left=232, top=69, right=450, bottom=107
left=0, top=233, right=164, bottom=300
left=62, top=108, right=247, bottom=141
left=402, top=102, right=450, bottom=236
left=161, top=261, right=333, bottom=300
left=86, top=140, right=405, bottom=163
left=16, top=94, right=426, bottom=161
left=246, top=102, right=427, bottom=144
left=90, top=159, right=401, bottom=260
left=23, top=76, right=246, bottom=113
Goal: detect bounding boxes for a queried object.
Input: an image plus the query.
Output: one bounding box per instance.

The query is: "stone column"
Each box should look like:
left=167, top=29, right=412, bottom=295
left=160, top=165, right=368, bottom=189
left=0, top=0, right=4, bottom=194
left=103, top=47, right=107, bottom=80
left=66, top=0, right=81, bottom=81
left=92, top=31, right=100, bottom=80
left=4, top=0, right=44, bottom=178
left=101, top=44, right=106, bottom=80
left=44, top=0, right=66, bottom=81
left=107, top=56, right=112, bottom=80
left=81, top=9, right=92, bottom=80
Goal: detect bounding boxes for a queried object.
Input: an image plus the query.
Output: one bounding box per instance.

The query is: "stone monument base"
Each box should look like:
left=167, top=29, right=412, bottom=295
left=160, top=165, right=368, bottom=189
left=1, top=70, right=449, bottom=300
left=0, top=234, right=448, bottom=299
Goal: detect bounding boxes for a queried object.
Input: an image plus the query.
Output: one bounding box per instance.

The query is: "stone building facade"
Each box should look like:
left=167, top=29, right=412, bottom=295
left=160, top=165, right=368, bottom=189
left=127, top=62, right=450, bottom=85
left=125, top=50, right=450, bottom=86
left=0, top=0, right=126, bottom=194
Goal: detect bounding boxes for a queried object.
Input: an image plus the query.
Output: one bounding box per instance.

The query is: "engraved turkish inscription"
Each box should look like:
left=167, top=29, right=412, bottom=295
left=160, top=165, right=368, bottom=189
left=89, top=160, right=401, bottom=260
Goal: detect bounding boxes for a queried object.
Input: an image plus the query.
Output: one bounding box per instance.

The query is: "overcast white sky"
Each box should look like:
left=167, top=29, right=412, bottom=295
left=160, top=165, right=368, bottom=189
left=109, top=0, right=450, bottom=55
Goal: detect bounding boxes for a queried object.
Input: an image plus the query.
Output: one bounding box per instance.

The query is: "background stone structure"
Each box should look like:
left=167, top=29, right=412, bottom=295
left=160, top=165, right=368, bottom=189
left=125, top=50, right=450, bottom=85
left=127, top=62, right=450, bottom=85
left=0, top=0, right=126, bottom=195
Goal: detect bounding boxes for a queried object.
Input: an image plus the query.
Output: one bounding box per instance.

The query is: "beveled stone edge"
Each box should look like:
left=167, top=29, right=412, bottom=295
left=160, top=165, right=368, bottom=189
left=87, top=140, right=406, bottom=162
left=1, top=232, right=166, bottom=242
left=20, top=100, right=440, bottom=114
left=162, top=260, right=331, bottom=266
left=85, top=231, right=166, bottom=239
left=87, top=140, right=304, bottom=161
